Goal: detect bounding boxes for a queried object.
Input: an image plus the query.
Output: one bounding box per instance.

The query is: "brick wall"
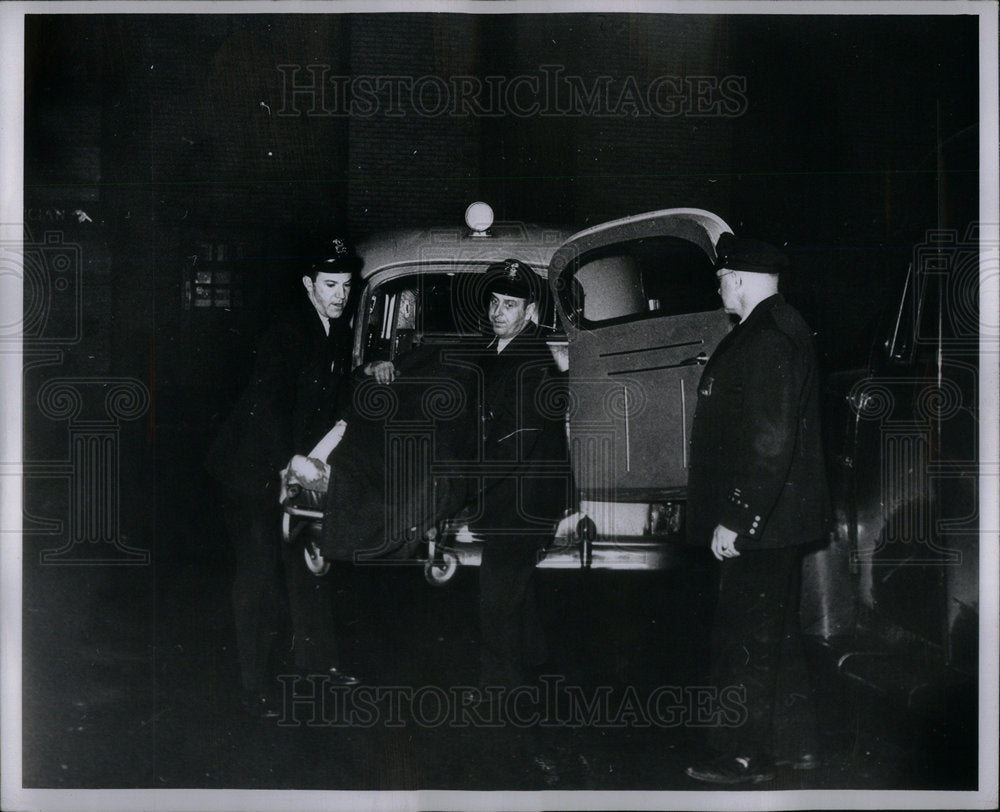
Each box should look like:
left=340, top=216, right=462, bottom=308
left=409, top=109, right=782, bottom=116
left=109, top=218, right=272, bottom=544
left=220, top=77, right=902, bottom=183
left=22, top=12, right=980, bottom=411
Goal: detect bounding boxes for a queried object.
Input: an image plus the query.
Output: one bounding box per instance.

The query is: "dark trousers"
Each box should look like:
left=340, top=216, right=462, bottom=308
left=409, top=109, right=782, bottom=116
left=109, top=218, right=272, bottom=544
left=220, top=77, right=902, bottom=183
left=222, top=490, right=338, bottom=693
left=708, top=545, right=818, bottom=761
left=478, top=532, right=549, bottom=688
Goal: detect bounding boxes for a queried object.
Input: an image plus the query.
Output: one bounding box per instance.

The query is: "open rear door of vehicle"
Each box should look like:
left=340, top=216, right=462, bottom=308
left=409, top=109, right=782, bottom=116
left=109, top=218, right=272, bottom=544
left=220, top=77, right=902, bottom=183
left=549, top=209, right=733, bottom=503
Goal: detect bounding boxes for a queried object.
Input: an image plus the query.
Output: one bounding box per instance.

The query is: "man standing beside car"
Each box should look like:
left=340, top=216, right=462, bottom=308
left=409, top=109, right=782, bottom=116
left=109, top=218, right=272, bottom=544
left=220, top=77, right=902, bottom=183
left=470, top=259, right=572, bottom=692
left=206, top=237, right=363, bottom=717
left=684, top=234, right=829, bottom=784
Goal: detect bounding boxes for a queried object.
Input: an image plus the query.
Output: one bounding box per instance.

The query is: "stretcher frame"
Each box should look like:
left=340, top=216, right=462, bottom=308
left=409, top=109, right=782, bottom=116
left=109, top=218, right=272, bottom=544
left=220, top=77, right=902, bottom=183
left=281, top=489, right=685, bottom=585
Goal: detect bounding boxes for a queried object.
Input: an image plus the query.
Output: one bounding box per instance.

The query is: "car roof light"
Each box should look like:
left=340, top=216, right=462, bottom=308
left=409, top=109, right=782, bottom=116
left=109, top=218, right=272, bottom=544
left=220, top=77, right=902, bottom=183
left=464, top=201, right=494, bottom=237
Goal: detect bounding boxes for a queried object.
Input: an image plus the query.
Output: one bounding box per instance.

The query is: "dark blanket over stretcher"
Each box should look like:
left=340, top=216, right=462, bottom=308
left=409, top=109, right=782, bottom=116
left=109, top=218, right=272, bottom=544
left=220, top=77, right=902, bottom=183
left=319, top=345, right=478, bottom=561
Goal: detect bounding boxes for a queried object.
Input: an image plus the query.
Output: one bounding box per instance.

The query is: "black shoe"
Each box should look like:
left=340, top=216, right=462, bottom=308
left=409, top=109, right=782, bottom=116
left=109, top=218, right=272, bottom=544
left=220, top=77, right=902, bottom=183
left=326, top=666, right=361, bottom=686
left=775, top=752, right=820, bottom=771
left=240, top=688, right=280, bottom=719
left=685, top=754, right=775, bottom=785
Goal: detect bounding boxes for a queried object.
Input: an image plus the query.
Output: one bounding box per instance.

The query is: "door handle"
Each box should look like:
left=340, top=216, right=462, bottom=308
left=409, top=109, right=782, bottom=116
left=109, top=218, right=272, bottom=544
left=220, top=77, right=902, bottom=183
left=680, top=352, right=709, bottom=366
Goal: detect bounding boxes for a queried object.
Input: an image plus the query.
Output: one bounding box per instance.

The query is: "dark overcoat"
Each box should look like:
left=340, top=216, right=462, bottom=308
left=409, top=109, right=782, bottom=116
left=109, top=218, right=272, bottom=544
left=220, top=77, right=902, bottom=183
left=206, top=295, right=353, bottom=495
left=473, top=326, right=573, bottom=535
left=686, top=294, right=830, bottom=549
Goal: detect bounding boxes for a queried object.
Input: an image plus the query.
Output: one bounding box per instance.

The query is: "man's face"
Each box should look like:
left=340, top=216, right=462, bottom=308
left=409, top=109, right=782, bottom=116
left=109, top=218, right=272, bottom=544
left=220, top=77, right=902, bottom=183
left=716, top=268, right=739, bottom=314
left=303, top=271, right=353, bottom=320
left=488, top=292, right=535, bottom=339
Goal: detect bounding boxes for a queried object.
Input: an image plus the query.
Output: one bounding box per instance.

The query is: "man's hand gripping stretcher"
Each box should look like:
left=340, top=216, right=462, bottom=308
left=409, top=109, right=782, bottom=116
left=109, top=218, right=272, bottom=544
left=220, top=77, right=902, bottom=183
left=279, top=420, right=346, bottom=506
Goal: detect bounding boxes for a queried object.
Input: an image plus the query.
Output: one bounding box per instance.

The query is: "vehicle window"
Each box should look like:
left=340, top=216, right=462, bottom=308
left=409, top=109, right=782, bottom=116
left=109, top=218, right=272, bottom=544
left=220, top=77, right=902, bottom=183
left=559, top=236, right=720, bottom=328
left=886, top=262, right=918, bottom=366
left=884, top=242, right=974, bottom=368
left=885, top=258, right=954, bottom=367
left=362, top=271, right=561, bottom=364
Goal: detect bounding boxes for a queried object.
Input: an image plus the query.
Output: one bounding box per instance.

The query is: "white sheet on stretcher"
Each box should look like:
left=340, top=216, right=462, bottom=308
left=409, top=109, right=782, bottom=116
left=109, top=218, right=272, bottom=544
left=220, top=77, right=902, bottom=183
left=278, top=419, right=347, bottom=503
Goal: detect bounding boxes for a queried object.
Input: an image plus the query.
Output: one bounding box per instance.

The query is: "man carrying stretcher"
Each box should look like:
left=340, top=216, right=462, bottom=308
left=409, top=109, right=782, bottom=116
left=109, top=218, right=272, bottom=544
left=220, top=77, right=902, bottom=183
left=207, top=237, right=364, bottom=717
left=282, top=283, right=478, bottom=564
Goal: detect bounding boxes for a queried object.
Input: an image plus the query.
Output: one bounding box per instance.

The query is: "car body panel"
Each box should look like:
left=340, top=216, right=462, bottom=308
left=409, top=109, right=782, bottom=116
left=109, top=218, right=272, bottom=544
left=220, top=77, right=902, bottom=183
left=548, top=208, right=733, bottom=500
left=357, top=223, right=571, bottom=281
left=806, top=223, right=980, bottom=735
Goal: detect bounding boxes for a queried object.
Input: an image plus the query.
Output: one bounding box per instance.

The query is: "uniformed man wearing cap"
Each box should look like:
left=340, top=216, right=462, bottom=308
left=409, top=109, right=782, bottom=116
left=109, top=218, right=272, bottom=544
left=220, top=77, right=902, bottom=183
left=206, top=237, right=363, bottom=717
left=684, top=234, right=829, bottom=784
left=470, top=259, right=571, bottom=691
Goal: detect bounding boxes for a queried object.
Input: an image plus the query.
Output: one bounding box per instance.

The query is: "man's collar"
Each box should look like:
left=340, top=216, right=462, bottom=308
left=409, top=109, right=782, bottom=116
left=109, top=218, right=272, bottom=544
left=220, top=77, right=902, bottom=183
left=739, top=293, right=783, bottom=326
left=490, top=322, right=536, bottom=353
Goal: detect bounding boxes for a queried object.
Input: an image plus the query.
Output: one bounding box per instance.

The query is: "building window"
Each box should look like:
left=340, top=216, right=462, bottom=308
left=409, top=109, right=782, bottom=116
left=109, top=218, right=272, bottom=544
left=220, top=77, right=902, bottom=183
left=183, top=243, right=245, bottom=310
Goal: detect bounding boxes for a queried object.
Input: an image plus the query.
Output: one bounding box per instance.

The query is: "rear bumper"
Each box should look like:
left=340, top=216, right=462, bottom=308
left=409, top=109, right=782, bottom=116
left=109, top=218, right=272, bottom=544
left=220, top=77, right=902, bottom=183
left=454, top=535, right=683, bottom=571
left=282, top=501, right=685, bottom=571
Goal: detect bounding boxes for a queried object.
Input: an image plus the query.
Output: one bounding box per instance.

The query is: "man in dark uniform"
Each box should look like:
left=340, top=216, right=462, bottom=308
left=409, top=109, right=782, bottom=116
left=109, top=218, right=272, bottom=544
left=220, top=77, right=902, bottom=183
left=471, top=259, right=572, bottom=690
left=684, top=234, right=829, bottom=784
left=206, top=238, right=362, bottom=717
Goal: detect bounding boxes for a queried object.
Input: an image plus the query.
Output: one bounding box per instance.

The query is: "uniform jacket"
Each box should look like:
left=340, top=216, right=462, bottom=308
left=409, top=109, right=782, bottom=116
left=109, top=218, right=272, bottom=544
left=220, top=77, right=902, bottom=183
left=473, top=326, right=572, bottom=534
left=206, top=296, right=353, bottom=495
left=686, top=294, right=830, bottom=549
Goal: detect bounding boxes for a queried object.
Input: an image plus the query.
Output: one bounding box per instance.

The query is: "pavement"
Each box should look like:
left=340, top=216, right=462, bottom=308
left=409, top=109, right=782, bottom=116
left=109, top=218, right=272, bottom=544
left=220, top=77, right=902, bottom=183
left=19, top=516, right=977, bottom=795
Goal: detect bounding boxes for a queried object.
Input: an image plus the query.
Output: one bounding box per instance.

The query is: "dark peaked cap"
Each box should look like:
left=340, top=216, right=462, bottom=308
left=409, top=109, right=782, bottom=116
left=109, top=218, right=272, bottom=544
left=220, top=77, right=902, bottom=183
left=308, top=236, right=363, bottom=275
left=715, top=233, right=788, bottom=275
left=483, top=258, right=541, bottom=303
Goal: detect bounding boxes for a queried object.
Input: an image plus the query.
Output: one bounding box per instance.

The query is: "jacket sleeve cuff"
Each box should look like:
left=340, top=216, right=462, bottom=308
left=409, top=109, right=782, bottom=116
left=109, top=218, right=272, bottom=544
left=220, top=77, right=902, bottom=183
left=719, top=487, right=766, bottom=539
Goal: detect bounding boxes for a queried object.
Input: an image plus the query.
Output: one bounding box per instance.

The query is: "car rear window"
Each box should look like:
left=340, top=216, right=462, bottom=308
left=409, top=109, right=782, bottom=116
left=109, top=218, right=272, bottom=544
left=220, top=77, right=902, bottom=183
left=559, top=236, right=721, bottom=328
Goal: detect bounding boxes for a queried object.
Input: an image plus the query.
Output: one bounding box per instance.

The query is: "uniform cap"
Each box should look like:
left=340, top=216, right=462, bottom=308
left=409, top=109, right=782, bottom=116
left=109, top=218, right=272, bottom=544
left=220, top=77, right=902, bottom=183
left=715, top=233, right=788, bottom=275
left=483, top=258, right=540, bottom=304
left=308, top=236, right=363, bottom=275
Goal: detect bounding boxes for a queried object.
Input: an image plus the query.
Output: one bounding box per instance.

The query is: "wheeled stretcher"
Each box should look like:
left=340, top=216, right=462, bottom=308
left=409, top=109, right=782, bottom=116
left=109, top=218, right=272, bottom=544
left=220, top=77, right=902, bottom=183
left=277, top=348, right=686, bottom=582
left=280, top=480, right=477, bottom=586
left=280, top=471, right=686, bottom=586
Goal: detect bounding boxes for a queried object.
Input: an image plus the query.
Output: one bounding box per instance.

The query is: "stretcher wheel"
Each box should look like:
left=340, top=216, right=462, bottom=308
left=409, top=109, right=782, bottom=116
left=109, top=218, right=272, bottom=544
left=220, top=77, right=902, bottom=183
left=303, top=542, right=331, bottom=576
left=424, top=549, right=458, bottom=586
